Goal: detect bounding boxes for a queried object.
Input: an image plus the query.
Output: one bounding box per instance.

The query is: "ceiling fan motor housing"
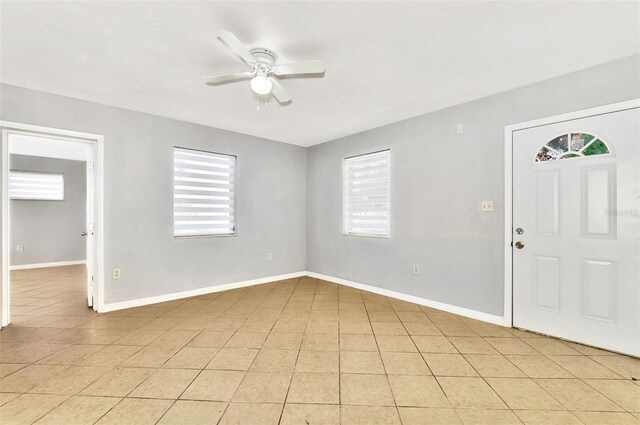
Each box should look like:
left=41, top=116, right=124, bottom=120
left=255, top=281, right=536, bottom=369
left=250, top=48, right=277, bottom=68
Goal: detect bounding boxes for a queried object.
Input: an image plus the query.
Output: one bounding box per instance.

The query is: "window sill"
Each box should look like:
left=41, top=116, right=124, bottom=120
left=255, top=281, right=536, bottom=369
left=174, top=233, right=237, bottom=240
left=342, top=233, right=390, bottom=239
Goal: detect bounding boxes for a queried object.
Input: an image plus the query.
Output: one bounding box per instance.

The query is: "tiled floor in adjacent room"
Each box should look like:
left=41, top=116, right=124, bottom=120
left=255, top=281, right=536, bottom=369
left=1, top=265, right=639, bottom=424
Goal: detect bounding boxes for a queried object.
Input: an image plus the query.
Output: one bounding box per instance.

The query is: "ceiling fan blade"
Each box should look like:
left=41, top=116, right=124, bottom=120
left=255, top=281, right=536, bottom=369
left=270, top=78, right=292, bottom=103
left=205, top=72, right=253, bottom=85
left=272, top=60, right=325, bottom=76
left=218, top=30, right=256, bottom=65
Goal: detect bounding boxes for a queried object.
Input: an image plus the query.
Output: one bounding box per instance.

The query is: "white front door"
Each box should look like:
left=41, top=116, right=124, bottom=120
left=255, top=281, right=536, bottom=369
left=512, top=106, right=639, bottom=356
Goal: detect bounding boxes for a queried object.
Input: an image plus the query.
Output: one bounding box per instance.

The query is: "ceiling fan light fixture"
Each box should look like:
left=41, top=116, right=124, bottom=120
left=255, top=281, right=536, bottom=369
left=208, top=31, right=325, bottom=104
left=250, top=75, right=272, bottom=95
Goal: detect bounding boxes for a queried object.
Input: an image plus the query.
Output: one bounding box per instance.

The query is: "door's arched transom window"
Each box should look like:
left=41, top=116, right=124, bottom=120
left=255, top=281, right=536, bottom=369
left=535, top=132, right=610, bottom=162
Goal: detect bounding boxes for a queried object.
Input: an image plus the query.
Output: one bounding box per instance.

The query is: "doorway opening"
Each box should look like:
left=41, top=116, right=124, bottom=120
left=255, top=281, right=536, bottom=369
left=1, top=122, right=104, bottom=326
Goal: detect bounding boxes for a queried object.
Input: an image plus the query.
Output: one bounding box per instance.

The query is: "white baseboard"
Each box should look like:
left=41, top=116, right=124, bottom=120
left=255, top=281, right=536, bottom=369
left=10, top=260, right=86, bottom=271
left=99, top=269, right=505, bottom=326
left=100, top=271, right=307, bottom=313
left=306, top=271, right=505, bottom=326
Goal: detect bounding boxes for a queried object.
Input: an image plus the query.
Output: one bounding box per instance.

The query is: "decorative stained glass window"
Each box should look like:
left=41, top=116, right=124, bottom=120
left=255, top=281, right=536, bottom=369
left=535, top=133, right=609, bottom=162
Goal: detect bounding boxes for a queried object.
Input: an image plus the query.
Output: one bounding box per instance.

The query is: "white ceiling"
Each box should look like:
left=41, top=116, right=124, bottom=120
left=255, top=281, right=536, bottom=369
left=1, top=1, right=638, bottom=147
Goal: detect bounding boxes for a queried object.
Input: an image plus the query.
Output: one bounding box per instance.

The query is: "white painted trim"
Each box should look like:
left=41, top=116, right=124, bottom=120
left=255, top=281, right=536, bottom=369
left=503, top=99, right=640, bottom=328
left=0, top=121, right=103, bottom=141
left=307, top=271, right=505, bottom=326
left=102, top=270, right=505, bottom=324
left=1, top=130, right=8, bottom=327
left=1, top=121, right=105, bottom=326
left=101, top=271, right=307, bottom=312
left=9, top=260, right=86, bottom=271
left=9, top=134, right=92, bottom=162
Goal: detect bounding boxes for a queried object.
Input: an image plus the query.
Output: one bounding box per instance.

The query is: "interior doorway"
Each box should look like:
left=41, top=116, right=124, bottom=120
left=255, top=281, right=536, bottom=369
left=1, top=122, right=104, bottom=326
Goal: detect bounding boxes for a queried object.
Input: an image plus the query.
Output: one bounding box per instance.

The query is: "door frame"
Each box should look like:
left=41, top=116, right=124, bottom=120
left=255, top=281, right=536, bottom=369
left=503, top=98, right=640, bottom=328
left=1, top=121, right=105, bottom=326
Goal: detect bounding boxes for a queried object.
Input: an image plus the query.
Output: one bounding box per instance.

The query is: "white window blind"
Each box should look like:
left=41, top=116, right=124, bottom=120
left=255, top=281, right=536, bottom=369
left=173, top=147, right=236, bottom=237
left=9, top=171, right=64, bottom=200
left=344, top=149, right=390, bottom=237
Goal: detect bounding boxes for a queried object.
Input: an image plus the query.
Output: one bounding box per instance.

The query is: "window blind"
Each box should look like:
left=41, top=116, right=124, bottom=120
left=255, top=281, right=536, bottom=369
left=344, top=149, right=390, bottom=237
left=9, top=171, right=64, bottom=200
left=173, top=147, right=236, bottom=237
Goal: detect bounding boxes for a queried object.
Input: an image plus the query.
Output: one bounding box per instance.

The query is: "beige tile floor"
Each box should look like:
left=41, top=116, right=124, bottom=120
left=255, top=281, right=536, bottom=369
left=0, top=265, right=639, bottom=424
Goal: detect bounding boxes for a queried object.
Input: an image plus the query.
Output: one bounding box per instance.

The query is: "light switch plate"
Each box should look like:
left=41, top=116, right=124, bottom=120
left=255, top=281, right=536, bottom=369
left=16, top=245, right=24, bottom=252
left=456, top=123, right=464, bottom=134
left=267, top=253, right=273, bottom=261
left=481, top=201, right=494, bottom=212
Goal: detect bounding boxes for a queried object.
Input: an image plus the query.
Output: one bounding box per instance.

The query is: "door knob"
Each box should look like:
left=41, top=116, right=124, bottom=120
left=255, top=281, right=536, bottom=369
left=515, top=241, right=524, bottom=249
left=81, top=232, right=88, bottom=237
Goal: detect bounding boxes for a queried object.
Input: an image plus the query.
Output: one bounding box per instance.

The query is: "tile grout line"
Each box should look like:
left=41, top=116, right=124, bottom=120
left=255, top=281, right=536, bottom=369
left=276, top=275, right=313, bottom=425
left=3, top=268, right=639, bottom=424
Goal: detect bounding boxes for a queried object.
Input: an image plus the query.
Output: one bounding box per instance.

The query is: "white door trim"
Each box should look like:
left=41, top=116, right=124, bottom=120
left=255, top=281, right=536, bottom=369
left=503, top=99, right=640, bottom=327
left=1, top=121, right=105, bottom=326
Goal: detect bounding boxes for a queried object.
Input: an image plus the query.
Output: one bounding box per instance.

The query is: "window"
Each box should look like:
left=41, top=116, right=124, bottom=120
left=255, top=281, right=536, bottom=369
left=344, top=149, right=390, bottom=237
left=535, top=132, right=610, bottom=162
left=9, top=171, right=64, bottom=200
left=173, top=147, right=236, bottom=237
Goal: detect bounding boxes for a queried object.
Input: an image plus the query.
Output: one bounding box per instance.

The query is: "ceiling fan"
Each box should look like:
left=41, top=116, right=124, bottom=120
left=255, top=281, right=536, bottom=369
left=205, top=30, right=325, bottom=104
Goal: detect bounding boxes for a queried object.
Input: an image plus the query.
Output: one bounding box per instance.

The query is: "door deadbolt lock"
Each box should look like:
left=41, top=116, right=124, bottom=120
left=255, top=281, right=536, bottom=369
left=515, top=227, right=524, bottom=235
left=515, top=241, right=525, bottom=249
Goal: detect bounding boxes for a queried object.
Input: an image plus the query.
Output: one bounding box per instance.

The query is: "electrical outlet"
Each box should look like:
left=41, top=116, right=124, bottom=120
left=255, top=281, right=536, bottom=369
left=16, top=245, right=24, bottom=252
left=267, top=252, right=273, bottom=261
left=481, top=200, right=494, bottom=212
left=412, top=264, right=420, bottom=274
left=112, top=268, right=121, bottom=279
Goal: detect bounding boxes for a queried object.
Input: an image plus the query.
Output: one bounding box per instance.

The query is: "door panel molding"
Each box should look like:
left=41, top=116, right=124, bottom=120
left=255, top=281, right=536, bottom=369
left=581, top=258, right=616, bottom=323
left=532, top=255, right=562, bottom=312
left=581, top=164, right=616, bottom=239
left=533, top=169, right=561, bottom=237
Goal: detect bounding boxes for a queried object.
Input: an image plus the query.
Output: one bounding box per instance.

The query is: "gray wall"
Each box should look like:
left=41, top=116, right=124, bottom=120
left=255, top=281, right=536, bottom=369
left=1, top=55, right=637, bottom=316
left=10, top=155, right=86, bottom=266
left=306, top=55, right=640, bottom=317
left=0, top=85, right=307, bottom=303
